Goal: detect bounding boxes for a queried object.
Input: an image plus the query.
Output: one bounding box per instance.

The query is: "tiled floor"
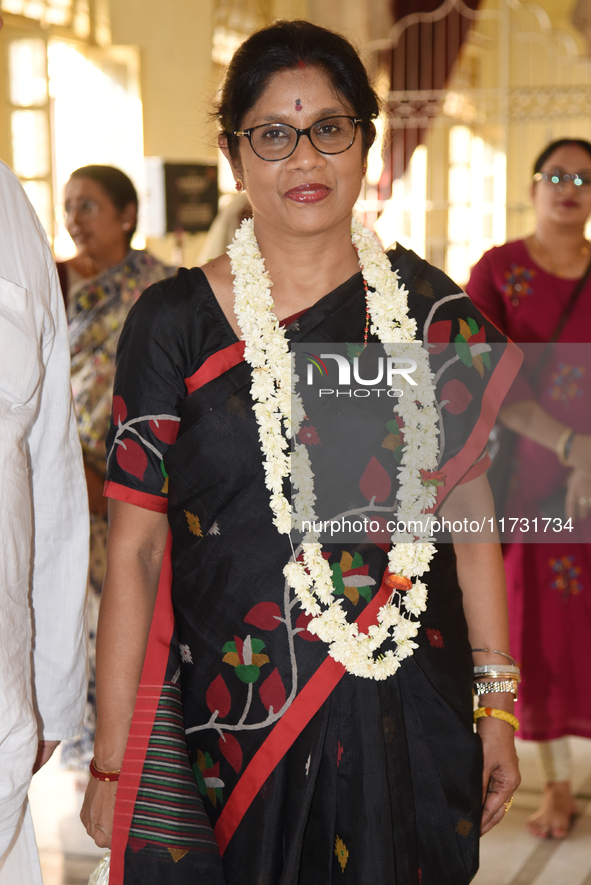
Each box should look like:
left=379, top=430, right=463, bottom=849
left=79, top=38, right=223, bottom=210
left=29, top=738, right=591, bottom=885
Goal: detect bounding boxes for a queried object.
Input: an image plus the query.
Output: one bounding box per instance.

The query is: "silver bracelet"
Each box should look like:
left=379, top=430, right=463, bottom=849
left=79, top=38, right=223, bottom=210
left=473, top=664, right=521, bottom=680
left=473, top=680, right=518, bottom=697
left=471, top=648, right=517, bottom=667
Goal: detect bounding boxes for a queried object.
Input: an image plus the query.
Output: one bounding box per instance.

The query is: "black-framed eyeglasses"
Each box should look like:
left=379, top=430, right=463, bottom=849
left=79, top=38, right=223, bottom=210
left=233, top=115, right=362, bottom=161
left=533, top=169, right=591, bottom=190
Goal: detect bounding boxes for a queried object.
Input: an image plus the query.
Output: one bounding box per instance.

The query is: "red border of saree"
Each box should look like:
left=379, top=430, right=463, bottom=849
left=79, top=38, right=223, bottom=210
left=109, top=531, right=175, bottom=884
left=185, top=341, right=245, bottom=394
left=184, top=310, right=304, bottom=394
left=433, top=341, right=523, bottom=508
left=103, top=481, right=168, bottom=513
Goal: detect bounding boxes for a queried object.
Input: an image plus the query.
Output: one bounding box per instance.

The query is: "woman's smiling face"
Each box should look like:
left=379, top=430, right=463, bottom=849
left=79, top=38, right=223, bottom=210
left=64, top=176, right=135, bottom=265
left=222, top=65, right=366, bottom=237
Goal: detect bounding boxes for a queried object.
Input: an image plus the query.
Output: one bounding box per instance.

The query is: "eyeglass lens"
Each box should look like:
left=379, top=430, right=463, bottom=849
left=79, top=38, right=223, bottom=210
left=250, top=117, right=357, bottom=160
left=63, top=198, right=99, bottom=220
left=540, top=169, right=591, bottom=188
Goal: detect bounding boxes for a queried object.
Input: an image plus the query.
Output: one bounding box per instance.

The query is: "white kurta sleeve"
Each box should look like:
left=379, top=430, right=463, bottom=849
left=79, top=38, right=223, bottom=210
left=0, top=161, right=89, bottom=864
left=27, top=243, right=89, bottom=740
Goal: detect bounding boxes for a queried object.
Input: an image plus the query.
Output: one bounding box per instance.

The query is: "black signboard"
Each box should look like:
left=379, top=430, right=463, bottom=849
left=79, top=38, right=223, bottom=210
left=164, top=163, right=218, bottom=233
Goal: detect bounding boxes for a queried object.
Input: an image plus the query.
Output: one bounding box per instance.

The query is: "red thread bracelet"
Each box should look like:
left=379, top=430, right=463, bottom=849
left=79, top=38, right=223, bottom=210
left=89, top=757, right=121, bottom=782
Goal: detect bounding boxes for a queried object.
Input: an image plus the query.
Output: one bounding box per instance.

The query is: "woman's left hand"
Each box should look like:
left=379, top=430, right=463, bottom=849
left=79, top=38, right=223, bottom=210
left=84, top=462, right=108, bottom=516
left=565, top=467, right=591, bottom=522
left=478, top=717, right=521, bottom=835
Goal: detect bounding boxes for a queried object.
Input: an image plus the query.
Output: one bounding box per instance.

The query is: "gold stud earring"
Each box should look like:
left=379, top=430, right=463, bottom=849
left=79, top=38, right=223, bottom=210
left=235, top=180, right=244, bottom=192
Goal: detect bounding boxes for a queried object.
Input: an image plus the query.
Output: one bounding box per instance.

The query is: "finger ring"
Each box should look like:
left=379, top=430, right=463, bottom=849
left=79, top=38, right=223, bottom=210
left=503, top=795, right=514, bottom=813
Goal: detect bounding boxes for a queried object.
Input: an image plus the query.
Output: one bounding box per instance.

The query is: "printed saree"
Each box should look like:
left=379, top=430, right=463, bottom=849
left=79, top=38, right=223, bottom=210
left=68, top=249, right=173, bottom=476
left=104, top=246, right=521, bottom=885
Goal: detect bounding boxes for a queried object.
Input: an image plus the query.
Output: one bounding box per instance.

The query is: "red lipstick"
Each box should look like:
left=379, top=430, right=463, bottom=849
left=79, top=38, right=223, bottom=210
left=285, top=183, right=331, bottom=204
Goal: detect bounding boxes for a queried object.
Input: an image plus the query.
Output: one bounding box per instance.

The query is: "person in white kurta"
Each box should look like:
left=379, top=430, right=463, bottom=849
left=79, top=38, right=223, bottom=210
left=0, top=160, right=89, bottom=883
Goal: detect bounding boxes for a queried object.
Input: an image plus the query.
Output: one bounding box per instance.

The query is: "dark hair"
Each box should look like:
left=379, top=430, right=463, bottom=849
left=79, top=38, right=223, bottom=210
left=69, top=164, right=138, bottom=242
left=533, top=139, right=591, bottom=175
left=217, top=20, right=379, bottom=160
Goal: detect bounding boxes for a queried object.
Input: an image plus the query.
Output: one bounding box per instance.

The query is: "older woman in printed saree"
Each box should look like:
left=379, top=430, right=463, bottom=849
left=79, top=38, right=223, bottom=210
left=81, top=21, right=520, bottom=885
left=58, top=165, right=171, bottom=773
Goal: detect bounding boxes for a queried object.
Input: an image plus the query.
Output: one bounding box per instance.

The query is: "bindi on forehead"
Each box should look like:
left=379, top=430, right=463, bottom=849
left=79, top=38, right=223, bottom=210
left=295, top=99, right=302, bottom=111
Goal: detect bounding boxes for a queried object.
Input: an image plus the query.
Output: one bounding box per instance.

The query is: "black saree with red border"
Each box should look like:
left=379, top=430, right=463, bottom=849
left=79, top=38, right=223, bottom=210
left=104, top=246, right=521, bottom=885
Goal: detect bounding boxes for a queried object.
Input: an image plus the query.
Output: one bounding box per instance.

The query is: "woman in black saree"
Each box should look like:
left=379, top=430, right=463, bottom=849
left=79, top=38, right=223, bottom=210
left=81, top=20, right=521, bottom=885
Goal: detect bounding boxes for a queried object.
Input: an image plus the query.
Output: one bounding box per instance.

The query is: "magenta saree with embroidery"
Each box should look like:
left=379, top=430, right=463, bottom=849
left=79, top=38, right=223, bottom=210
left=104, top=246, right=519, bottom=885
left=467, top=239, right=591, bottom=742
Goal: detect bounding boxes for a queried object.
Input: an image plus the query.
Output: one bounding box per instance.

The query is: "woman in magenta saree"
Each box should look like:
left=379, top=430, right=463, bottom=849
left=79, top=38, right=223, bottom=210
left=467, top=138, right=591, bottom=839
left=82, top=21, right=520, bottom=885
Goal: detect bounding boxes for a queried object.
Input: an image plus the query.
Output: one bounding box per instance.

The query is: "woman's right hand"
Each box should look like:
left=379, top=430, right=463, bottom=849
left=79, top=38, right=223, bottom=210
left=80, top=777, right=118, bottom=848
left=82, top=502, right=168, bottom=849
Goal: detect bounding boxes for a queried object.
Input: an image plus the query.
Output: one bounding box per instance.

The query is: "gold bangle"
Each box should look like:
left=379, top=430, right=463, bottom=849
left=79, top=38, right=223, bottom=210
left=474, top=706, right=520, bottom=731
left=556, top=427, right=574, bottom=467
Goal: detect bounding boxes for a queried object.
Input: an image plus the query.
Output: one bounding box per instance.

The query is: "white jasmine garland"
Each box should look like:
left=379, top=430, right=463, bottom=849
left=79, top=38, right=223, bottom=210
left=228, top=216, right=439, bottom=680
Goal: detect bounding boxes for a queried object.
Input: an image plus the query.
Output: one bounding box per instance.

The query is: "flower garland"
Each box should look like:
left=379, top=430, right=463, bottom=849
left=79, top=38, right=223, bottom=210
left=228, top=216, right=439, bottom=679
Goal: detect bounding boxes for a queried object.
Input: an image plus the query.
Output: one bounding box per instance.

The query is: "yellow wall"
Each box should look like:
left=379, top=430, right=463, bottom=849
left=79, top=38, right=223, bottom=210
left=107, top=0, right=376, bottom=163
left=109, top=0, right=217, bottom=164
left=109, top=0, right=315, bottom=265
left=273, top=0, right=309, bottom=19
left=108, top=0, right=216, bottom=265
left=541, top=0, right=586, bottom=50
